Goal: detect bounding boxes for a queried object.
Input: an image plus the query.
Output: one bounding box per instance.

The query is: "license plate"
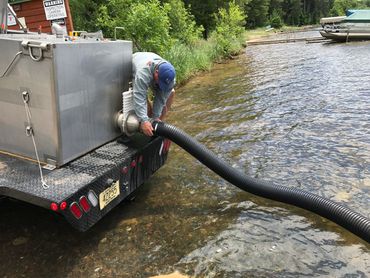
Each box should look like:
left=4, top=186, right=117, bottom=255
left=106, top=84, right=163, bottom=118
left=99, top=181, right=120, bottom=210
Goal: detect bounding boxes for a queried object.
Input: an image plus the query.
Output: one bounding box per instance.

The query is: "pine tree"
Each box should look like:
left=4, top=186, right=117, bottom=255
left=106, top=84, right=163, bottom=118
left=245, top=0, right=270, bottom=27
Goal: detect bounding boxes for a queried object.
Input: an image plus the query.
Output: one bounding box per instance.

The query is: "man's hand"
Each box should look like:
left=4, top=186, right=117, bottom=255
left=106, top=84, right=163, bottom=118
left=140, top=121, right=154, bottom=137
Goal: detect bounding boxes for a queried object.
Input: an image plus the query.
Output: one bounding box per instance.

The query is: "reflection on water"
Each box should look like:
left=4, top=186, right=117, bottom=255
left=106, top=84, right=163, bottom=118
left=0, top=32, right=369, bottom=277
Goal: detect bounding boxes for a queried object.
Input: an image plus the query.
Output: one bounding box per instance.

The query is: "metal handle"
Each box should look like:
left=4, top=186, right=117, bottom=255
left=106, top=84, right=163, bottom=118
left=114, top=27, right=125, bottom=41
left=0, top=51, right=22, bottom=78
left=21, top=40, right=50, bottom=62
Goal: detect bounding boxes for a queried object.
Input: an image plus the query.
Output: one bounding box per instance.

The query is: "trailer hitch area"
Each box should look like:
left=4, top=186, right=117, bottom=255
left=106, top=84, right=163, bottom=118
left=21, top=40, right=51, bottom=62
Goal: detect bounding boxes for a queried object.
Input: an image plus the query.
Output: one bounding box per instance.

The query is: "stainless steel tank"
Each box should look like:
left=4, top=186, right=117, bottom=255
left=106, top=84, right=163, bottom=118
left=0, top=33, right=132, bottom=167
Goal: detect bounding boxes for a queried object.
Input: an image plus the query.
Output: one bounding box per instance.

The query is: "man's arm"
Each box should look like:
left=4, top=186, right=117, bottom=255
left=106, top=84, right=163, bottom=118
left=133, top=73, right=156, bottom=136
left=152, top=89, right=173, bottom=120
left=133, top=74, right=150, bottom=123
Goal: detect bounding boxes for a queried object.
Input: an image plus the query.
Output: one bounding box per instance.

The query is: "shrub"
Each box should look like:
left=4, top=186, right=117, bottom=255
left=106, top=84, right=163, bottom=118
left=212, top=1, right=246, bottom=56
left=97, top=0, right=173, bottom=55
left=163, top=0, right=204, bottom=45
left=124, top=0, right=174, bottom=55
left=269, top=9, right=283, bottom=28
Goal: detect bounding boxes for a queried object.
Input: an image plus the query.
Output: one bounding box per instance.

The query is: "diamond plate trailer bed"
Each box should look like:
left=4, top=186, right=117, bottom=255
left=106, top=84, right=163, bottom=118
left=0, top=137, right=170, bottom=231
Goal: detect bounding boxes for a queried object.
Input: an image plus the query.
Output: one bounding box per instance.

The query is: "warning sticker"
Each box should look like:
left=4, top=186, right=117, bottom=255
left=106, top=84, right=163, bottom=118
left=43, top=0, right=67, bottom=20
left=7, top=13, right=17, bottom=26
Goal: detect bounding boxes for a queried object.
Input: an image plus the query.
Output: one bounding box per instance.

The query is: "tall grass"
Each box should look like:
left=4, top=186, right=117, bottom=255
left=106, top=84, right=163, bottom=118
left=163, top=1, right=247, bottom=85
left=164, top=34, right=245, bottom=85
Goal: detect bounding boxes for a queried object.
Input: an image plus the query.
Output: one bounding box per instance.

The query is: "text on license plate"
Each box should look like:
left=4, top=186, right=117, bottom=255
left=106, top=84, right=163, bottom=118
left=99, top=181, right=120, bottom=210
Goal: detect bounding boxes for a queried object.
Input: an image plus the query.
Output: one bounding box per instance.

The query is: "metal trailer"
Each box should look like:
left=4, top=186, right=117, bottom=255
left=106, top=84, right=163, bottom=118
left=0, top=6, right=170, bottom=231
left=0, top=137, right=170, bottom=231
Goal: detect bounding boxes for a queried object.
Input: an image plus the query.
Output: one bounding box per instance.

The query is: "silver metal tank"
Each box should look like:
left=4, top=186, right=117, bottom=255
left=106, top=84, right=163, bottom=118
left=0, top=33, right=132, bottom=167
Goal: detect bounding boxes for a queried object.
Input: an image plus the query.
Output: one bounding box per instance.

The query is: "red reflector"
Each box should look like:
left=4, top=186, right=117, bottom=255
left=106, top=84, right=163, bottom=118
left=163, top=141, right=167, bottom=153
left=60, top=201, right=67, bottom=210
left=70, top=202, right=82, bottom=219
left=166, top=140, right=171, bottom=152
left=162, top=140, right=167, bottom=153
left=131, top=160, right=137, bottom=168
left=50, top=202, right=58, bottom=211
left=79, top=196, right=91, bottom=212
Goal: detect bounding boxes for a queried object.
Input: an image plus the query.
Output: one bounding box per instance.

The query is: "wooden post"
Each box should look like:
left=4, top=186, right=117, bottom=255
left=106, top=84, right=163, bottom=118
left=64, top=0, right=74, bottom=32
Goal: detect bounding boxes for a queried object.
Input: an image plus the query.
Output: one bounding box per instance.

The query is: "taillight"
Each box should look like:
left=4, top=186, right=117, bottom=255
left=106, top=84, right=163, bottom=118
left=50, top=202, right=58, bottom=211
left=87, top=190, right=98, bottom=207
left=70, top=202, right=82, bottom=219
left=79, top=196, right=91, bottom=212
left=60, top=201, right=67, bottom=210
left=122, top=166, right=129, bottom=174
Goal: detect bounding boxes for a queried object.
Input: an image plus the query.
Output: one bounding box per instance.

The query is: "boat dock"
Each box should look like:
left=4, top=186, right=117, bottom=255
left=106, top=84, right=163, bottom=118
left=246, top=36, right=329, bottom=46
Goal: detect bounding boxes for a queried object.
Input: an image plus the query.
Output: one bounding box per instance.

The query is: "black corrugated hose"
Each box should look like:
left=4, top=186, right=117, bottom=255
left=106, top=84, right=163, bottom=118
left=153, top=122, right=370, bottom=243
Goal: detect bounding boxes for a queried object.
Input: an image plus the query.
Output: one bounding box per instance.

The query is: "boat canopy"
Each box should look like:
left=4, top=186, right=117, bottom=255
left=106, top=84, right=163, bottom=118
left=345, top=10, right=370, bottom=22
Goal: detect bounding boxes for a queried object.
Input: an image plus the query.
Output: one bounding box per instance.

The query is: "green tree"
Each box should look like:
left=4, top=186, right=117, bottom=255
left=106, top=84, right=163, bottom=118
left=282, top=0, right=302, bottom=25
left=69, top=0, right=106, bottom=31
left=212, top=1, right=246, bottom=56
left=96, top=0, right=144, bottom=38
left=97, top=0, right=173, bottom=54
left=125, top=0, right=173, bottom=54
left=245, top=0, right=270, bottom=27
left=270, top=9, right=284, bottom=28
left=163, top=0, right=204, bottom=45
left=330, top=0, right=367, bottom=15
left=269, top=0, right=284, bottom=17
left=183, top=0, right=225, bottom=38
left=183, top=0, right=248, bottom=38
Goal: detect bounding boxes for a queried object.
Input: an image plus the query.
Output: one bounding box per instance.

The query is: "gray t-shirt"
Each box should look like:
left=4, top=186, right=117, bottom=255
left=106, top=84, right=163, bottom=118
left=132, top=52, right=173, bottom=122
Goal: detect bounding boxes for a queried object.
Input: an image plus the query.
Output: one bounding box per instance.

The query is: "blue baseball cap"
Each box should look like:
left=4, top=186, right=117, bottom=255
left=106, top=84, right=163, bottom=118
left=158, top=62, right=176, bottom=93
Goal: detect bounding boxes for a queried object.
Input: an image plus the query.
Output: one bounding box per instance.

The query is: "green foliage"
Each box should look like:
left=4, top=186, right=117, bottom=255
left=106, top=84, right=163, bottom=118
left=182, top=1, right=222, bottom=38
left=164, top=41, right=216, bottom=84
left=245, top=0, right=270, bottom=27
left=269, top=9, right=284, bottom=28
left=183, top=0, right=249, bottom=38
left=163, top=0, right=204, bottom=45
left=97, top=0, right=173, bottom=55
left=96, top=0, right=144, bottom=38
left=330, top=0, right=368, bottom=16
left=69, top=0, right=370, bottom=85
left=282, top=0, right=302, bottom=26
left=69, top=0, right=106, bottom=32
left=125, top=0, right=173, bottom=55
left=269, top=0, right=284, bottom=15
left=212, top=1, right=246, bottom=56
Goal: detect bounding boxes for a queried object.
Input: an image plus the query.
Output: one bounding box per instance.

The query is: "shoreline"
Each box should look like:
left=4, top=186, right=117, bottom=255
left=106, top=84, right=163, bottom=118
left=174, top=26, right=319, bottom=89
left=245, top=25, right=319, bottom=43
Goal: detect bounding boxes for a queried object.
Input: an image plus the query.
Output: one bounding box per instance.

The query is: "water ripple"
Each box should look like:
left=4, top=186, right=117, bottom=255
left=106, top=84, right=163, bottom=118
left=170, top=33, right=370, bottom=277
